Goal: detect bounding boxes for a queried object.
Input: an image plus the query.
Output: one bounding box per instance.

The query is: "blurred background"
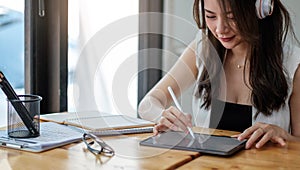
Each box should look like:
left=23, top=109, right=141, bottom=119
left=0, top=0, right=299, bottom=128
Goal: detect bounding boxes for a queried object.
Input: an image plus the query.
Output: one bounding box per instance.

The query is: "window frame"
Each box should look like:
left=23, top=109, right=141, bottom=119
left=138, top=0, right=164, bottom=105
left=25, top=0, right=68, bottom=113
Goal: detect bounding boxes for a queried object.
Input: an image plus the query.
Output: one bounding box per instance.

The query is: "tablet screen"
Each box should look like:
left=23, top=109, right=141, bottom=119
left=140, top=131, right=246, bottom=156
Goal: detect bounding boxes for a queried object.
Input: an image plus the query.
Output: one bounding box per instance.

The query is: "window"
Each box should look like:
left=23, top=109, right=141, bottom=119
left=0, top=0, right=140, bottom=127
left=68, top=0, right=139, bottom=117
left=0, top=0, right=24, bottom=127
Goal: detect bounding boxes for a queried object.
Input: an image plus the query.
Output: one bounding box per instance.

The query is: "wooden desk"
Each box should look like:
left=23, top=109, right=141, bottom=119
left=178, top=141, right=300, bottom=170
left=1, top=127, right=300, bottom=170
left=0, top=133, right=199, bottom=170
left=179, top=128, right=300, bottom=170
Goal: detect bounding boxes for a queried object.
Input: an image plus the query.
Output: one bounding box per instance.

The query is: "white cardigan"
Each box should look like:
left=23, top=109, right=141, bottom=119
left=192, top=31, right=300, bottom=132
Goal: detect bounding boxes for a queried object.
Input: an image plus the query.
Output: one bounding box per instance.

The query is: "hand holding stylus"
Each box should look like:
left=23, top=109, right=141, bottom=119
left=167, top=86, right=195, bottom=139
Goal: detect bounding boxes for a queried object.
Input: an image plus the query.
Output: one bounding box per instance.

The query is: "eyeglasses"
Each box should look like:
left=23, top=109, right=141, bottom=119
left=82, top=133, right=115, bottom=157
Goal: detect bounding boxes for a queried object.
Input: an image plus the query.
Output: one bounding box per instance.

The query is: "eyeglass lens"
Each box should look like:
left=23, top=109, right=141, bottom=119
left=83, top=133, right=115, bottom=156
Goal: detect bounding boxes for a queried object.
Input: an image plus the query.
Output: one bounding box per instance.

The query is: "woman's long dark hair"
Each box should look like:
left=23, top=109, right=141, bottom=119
left=193, top=0, right=297, bottom=117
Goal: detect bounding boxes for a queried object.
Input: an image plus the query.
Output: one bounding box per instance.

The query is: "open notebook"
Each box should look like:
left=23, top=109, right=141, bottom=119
left=40, top=111, right=155, bottom=136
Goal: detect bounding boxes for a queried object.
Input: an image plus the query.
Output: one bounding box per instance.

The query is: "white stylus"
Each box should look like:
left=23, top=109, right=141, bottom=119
left=167, top=86, right=195, bottom=139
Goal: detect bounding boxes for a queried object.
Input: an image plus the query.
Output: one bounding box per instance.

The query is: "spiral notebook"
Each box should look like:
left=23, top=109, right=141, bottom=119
left=41, top=111, right=155, bottom=136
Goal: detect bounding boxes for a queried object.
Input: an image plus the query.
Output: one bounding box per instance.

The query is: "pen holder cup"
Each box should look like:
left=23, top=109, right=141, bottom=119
left=7, top=94, right=42, bottom=138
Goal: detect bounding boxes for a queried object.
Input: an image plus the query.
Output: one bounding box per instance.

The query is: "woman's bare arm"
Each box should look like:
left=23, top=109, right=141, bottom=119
left=290, top=65, right=300, bottom=140
left=138, top=41, right=198, bottom=123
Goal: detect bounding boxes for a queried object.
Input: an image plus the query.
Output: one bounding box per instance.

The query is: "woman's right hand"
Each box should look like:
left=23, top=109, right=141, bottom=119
left=153, top=106, right=192, bottom=135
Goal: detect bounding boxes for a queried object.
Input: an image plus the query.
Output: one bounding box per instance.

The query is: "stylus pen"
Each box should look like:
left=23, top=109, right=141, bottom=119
left=167, top=86, right=195, bottom=139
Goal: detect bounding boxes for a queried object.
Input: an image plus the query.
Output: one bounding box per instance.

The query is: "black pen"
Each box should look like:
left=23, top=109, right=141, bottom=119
left=0, top=71, right=38, bottom=135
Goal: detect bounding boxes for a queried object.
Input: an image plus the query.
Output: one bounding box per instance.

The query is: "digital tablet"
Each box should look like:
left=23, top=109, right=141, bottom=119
left=140, top=131, right=246, bottom=156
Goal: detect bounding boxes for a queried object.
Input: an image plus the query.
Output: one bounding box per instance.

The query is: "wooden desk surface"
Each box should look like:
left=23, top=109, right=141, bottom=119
left=0, top=133, right=199, bottom=170
left=179, top=128, right=300, bottom=170
left=178, top=141, right=300, bottom=170
left=1, top=127, right=300, bottom=170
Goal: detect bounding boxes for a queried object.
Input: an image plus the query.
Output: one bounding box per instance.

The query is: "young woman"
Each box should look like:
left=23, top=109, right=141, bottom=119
left=138, top=0, right=300, bottom=149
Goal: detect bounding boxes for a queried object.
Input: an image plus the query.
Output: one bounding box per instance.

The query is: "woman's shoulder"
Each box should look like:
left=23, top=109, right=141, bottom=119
left=195, top=29, right=207, bottom=43
left=283, top=42, right=300, bottom=78
left=283, top=42, right=300, bottom=62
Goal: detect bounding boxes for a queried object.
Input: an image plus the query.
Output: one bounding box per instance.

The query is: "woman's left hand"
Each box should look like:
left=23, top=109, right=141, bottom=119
left=236, top=122, right=291, bottom=149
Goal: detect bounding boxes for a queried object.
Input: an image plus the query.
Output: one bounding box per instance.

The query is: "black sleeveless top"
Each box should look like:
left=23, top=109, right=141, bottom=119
left=209, top=99, right=252, bottom=132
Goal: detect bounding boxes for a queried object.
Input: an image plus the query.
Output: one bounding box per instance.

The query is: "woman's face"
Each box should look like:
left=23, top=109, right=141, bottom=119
left=203, top=0, right=245, bottom=50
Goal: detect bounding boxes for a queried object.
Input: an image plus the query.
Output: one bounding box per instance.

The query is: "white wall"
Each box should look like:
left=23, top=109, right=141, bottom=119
left=163, top=0, right=196, bottom=69
left=282, top=0, right=300, bottom=39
